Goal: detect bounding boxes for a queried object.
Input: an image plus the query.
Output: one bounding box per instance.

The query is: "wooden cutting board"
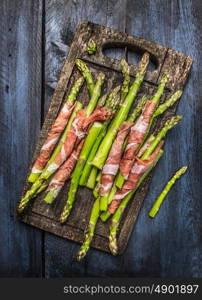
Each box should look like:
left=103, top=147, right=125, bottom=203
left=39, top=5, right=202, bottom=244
left=17, top=21, right=192, bottom=254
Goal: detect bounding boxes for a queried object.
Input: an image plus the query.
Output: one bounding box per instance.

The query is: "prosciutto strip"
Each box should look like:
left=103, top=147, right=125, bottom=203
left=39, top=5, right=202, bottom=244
left=47, top=140, right=85, bottom=190
left=46, top=105, right=113, bottom=174
left=99, top=122, right=133, bottom=196
left=31, top=102, right=75, bottom=174
left=119, top=100, right=157, bottom=179
left=108, top=142, right=163, bottom=214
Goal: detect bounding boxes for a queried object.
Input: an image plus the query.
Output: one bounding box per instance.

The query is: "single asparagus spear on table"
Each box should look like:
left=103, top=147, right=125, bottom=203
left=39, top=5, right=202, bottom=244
left=116, top=74, right=169, bottom=189
left=109, top=149, right=164, bottom=255
left=101, top=115, right=183, bottom=221
left=28, top=77, right=84, bottom=183
left=148, top=165, right=188, bottom=218
left=99, top=95, right=147, bottom=212
left=59, top=88, right=121, bottom=223
left=18, top=72, right=104, bottom=213
left=92, top=52, right=150, bottom=170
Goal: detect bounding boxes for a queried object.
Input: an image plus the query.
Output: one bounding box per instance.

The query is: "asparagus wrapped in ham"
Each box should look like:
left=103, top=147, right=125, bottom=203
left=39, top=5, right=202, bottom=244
left=28, top=77, right=84, bottom=183
left=18, top=72, right=106, bottom=213
left=81, top=59, right=130, bottom=189
left=44, top=92, right=117, bottom=205
left=59, top=89, right=120, bottom=223
left=109, top=149, right=164, bottom=255
left=108, top=116, right=183, bottom=215
left=44, top=140, right=85, bottom=204
left=99, top=122, right=133, bottom=211
left=99, top=95, right=147, bottom=211
left=92, top=53, right=150, bottom=170
left=117, top=75, right=168, bottom=185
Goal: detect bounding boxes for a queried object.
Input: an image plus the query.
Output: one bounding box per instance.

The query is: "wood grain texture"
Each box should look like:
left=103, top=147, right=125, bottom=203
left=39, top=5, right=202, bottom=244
left=1, top=0, right=202, bottom=278
left=0, top=0, right=43, bottom=277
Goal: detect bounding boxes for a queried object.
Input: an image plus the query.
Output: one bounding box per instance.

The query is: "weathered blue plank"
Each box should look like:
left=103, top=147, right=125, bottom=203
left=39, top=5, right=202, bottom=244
left=0, top=0, right=43, bottom=277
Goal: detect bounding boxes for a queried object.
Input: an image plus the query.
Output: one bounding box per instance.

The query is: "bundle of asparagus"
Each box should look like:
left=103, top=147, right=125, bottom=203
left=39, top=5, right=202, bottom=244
left=18, top=54, right=187, bottom=261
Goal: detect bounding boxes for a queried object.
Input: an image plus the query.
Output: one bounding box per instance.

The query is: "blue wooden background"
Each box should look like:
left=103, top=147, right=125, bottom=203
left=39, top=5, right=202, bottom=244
left=0, top=0, right=202, bottom=277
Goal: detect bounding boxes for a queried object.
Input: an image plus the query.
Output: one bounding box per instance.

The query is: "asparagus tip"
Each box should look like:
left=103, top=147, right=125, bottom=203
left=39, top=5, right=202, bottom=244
left=160, top=74, right=169, bottom=84
left=76, top=249, right=87, bottom=261
left=86, top=39, right=97, bottom=55
left=177, top=165, right=188, bottom=175
left=120, top=58, right=130, bottom=71
left=109, top=230, right=118, bottom=255
left=165, top=115, right=183, bottom=128
left=59, top=204, right=71, bottom=223
left=98, top=72, right=105, bottom=81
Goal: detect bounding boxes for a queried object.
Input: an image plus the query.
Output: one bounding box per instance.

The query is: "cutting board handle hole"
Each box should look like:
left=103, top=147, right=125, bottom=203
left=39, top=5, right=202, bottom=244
left=102, top=43, right=158, bottom=72
left=102, top=45, right=125, bottom=60
left=127, top=48, right=157, bottom=72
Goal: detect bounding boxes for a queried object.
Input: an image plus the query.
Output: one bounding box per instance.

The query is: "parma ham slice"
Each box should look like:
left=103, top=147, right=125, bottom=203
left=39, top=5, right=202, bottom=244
left=119, top=100, right=157, bottom=180
left=31, top=102, right=75, bottom=174
left=99, top=122, right=133, bottom=197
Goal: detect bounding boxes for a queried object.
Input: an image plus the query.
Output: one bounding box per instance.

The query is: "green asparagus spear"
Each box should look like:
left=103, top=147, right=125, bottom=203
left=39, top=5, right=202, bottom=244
left=149, top=166, right=188, bottom=218
left=109, top=150, right=164, bottom=255
left=76, top=197, right=100, bottom=261
left=141, top=116, right=183, bottom=160
left=92, top=172, right=102, bottom=198
left=93, top=182, right=100, bottom=198
left=92, top=53, right=150, bottom=170
left=96, top=170, right=102, bottom=182
left=28, top=77, right=84, bottom=183
left=85, top=73, right=105, bottom=116
left=79, top=120, right=110, bottom=185
left=86, top=39, right=97, bottom=55
left=120, top=58, right=130, bottom=102
left=86, top=166, right=97, bottom=189
left=75, top=59, right=94, bottom=97
left=153, top=89, right=183, bottom=118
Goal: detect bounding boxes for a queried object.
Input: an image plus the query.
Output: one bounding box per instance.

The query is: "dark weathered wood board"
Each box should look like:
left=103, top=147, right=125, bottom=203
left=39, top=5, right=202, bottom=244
left=17, top=21, right=192, bottom=256
left=1, top=0, right=202, bottom=278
